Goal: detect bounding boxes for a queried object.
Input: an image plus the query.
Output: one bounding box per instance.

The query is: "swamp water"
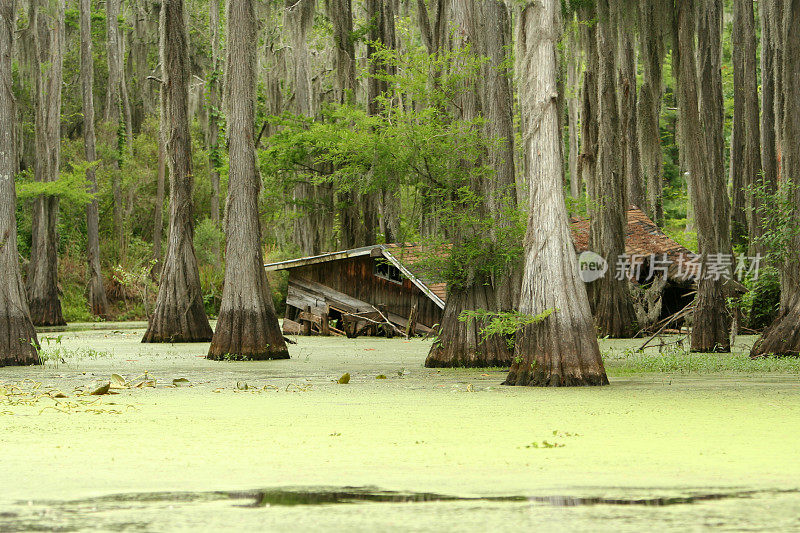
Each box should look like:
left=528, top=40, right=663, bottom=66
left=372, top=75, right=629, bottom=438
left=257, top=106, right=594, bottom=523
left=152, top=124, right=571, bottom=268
left=1, top=326, right=799, bottom=531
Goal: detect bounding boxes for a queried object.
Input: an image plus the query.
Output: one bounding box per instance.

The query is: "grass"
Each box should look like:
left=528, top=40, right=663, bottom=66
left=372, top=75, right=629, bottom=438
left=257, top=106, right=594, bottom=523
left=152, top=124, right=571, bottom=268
left=604, top=346, right=800, bottom=375
left=35, top=336, right=113, bottom=367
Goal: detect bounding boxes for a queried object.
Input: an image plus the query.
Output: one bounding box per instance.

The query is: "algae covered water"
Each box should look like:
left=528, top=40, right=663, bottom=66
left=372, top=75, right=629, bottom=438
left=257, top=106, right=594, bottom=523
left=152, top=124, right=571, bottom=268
left=1, top=326, right=799, bottom=531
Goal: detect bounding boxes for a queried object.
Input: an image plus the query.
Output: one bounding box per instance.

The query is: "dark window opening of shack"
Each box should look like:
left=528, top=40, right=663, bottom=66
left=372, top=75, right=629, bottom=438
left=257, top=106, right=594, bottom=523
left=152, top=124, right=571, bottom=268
left=374, top=260, right=403, bottom=284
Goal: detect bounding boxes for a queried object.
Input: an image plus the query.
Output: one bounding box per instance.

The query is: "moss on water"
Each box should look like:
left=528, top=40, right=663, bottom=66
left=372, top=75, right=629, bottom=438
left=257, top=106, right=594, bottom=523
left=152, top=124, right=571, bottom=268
left=1, top=329, right=799, bottom=530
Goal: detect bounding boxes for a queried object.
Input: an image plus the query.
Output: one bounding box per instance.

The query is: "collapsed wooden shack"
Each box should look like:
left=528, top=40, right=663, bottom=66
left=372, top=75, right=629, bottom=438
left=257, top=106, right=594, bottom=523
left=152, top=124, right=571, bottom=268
left=265, top=245, right=446, bottom=338
left=571, top=206, right=697, bottom=327
left=267, top=207, right=699, bottom=337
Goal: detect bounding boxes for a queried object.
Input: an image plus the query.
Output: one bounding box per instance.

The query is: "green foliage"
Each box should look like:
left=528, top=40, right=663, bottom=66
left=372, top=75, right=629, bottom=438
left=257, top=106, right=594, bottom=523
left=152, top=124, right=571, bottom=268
left=194, top=218, right=224, bottom=268
left=113, top=259, right=157, bottom=319
left=662, top=219, right=698, bottom=252
left=199, top=265, right=224, bottom=318
left=15, top=161, right=98, bottom=205
left=262, top=44, right=523, bottom=288
left=61, top=283, right=95, bottom=323
left=747, top=178, right=800, bottom=264
left=736, top=266, right=781, bottom=330
left=459, top=308, right=555, bottom=349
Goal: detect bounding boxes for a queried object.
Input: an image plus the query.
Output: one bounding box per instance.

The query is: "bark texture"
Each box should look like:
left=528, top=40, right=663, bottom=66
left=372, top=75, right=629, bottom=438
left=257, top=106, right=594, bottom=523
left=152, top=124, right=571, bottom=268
left=106, top=0, right=125, bottom=253
left=209, top=0, right=289, bottom=360
left=424, top=0, right=518, bottom=369
left=207, top=0, right=222, bottom=264
left=579, top=7, right=598, bottom=213
left=506, top=0, right=608, bottom=387
left=616, top=8, right=643, bottom=209
left=589, top=0, right=636, bottom=338
left=143, top=0, right=213, bottom=343
left=1, top=0, right=40, bottom=366
left=27, top=0, right=66, bottom=327
left=751, top=0, right=800, bottom=357
left=754, top=0, right=779, bottom=256
left=637, top=1, right=666, bottom=224
left=80, top=0, right=109, bottom=318
left=566, top=20, right=581, bottom=199
left=676, top=0, right=732, bottom=352
left=366, top=0, right=400, bottom=243
left=729, top=0, right=760, bottom=248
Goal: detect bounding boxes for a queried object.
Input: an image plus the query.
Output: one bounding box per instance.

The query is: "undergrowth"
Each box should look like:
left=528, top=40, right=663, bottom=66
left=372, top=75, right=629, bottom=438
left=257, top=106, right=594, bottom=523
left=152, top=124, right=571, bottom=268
left=605, top=347, right=800, bottom=375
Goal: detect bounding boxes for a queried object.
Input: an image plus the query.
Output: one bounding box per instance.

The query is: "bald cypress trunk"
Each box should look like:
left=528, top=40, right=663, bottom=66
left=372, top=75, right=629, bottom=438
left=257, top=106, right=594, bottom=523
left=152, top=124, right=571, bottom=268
left=207, top=0, right=222, bottom=264
left=754, top=0, right=778, bottom=256
left=1, top=0, right=39, bottom=367
left=589, top=0, right=636, bottom=338
left=328, top=0, right=371, bottom=248
left=729, top=0, right=760, bottom=249
left=676, top=0, right=732, bottom=352
left=27, top=0, right=66, bottom=327
left=751, top=0, right=800, bottom=357
left=637, top=1, right=666, bottom=224
left=79, top=0, right=109, bottom=319
left=506, top=0, right=608, bottom=387
left=566, top=20, right=582, bottom=199
left=152, top=70, right=167, bottom=274
left=616, top=9, right=643, bottom=209
left=284, top=0, right=327, bottom=256
left=579, top=6, right=598, bottom=211
left=425, top=0, right=517, bottom=368
left=366, top=0, right=400, bottom=243
left=142, top=0, right=213, bottom=343
left=106, top=0, right=125, bottom=255
left=208, top=0, right=289, bottom=360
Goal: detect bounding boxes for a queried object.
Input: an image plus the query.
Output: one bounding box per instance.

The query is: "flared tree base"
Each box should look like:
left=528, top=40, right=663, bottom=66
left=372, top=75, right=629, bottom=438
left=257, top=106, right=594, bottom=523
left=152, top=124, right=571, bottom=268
left=690, top=279, right=731, bottom=353
left=504, top=366, right=609, bottom=387
left=590, top=280, right=637, bottom=339
left=0, top=316, right=40, bottom=367
left=504, top=320, right=609, bottom=387
left=28, top=296, right=66, bottom=327
left=424, top=284, right=514, bottom=369
left=142, top=302, right=213, bottom=343
left=750, top=300, right=800, bottom=358
left=207, top=309, right=289, bottom=361
left=88, top=278, right=109, bottom=320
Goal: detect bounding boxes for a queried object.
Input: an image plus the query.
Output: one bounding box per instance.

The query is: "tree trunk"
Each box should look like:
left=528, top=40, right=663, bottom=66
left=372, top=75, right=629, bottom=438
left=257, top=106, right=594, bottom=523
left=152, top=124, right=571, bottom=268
left=425, top=0, right=517, bottom=369
left=637, top=0, right=666, bottom=225
left=616, top=14, right=644, bottom=209
left=208, top=0, right=289, bottom=360
left=328, top=0, right=369, bottom=249
left=0, top=0, right=39, bottom=366
left=80, top=0, right=109, bottom=319
left=751, top=0, right=800, bottom=357
left=772, top=0, right=784, bottom=180
left=729, top=0, right=760, bottom=249
left=579, top=6, right=598, bottom=213
left=328, top=0, right=356, bottom=104
left=143, top=0, right=213, bottom=343
left=426, top=285, right=514, bottom=368
left=566, top=19, right=582, bottom=199
left=106, top=0, right=125, bottom=255
left=754, top=0, right=778, bottom=256
left=27, top=0, right=66, bottom=327
left=676, top=0, right=732, bottom=352
left=366, top=0, right=399, bottom=243
left=589, top=0, right=636, bottom=338
left=506, top=0, right=608, bottom=387
left=152, top=135, right=166, bottom=273
left=208, top=0, right=222, bottom=264
left=285, top=0, right=330, bottom=255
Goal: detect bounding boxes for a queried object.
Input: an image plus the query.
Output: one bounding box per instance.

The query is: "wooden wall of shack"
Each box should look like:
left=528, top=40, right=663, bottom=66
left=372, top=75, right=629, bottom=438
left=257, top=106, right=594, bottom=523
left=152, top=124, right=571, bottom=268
left=283, top=256, right=443, bottom=336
